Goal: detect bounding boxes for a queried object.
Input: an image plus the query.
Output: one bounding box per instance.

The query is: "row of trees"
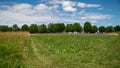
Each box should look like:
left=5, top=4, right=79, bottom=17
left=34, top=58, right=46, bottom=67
left=0, top=22, right=120, bottom=33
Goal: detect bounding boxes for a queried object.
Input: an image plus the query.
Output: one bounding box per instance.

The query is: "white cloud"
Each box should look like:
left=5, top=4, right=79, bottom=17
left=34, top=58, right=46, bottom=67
left=62, top=1, right=77, bottom=12
left=62, top=1, right=76, bottom=7
left=12, top=3, right=33, bottom=10
left=87, top=4, right=101, bottom=8
left=34, top=4, right=49, bottom=11
left=0, top=2, right=111, bottom=26
left=77, top=2, right=86, bottom=8
left=49, top=5, right=59, bottom=10
left=63, top=6, right=76, bottom=12
left=77, top=2, right=101, bottom=8
left=0, top=3, right=61, bottom=26
left=80, top=13, right=111, bottom=21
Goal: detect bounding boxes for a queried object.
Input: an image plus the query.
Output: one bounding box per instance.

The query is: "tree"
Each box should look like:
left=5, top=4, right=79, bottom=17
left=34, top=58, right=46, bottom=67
left=21, top=24, right=29, bottom=31
left=55, top=23, right=65, bottom=32
left=114, top=25, right=120, bottom=32
left=12, top=24, right=20, bottom=31
left=65, top=24, right=73, bottom=32
left=8, top=27, right=13, bottom=31
left=48, top=23, right=57, bottom=33
left=84, top=22, right=92, bottom=33
left=106, top=26, right=114, bottom=32
left=0, top=25, right=9, bottom=32
left=38, top=24, right=47, bottom=33
left=90, top=25, right=97, bottom=33
left=29, top=24, right=38, bottom=33
left=73, top=22, right=82, bottom=32
left=98, top=26, right=106, bottom=33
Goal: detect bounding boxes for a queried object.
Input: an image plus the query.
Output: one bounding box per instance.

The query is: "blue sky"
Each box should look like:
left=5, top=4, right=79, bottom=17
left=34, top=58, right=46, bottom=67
left=0, top=0, right=120, bottom=26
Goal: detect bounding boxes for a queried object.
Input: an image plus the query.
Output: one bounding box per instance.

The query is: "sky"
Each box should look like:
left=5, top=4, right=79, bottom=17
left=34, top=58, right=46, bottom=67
left=0, top=0, right=120, bottom=27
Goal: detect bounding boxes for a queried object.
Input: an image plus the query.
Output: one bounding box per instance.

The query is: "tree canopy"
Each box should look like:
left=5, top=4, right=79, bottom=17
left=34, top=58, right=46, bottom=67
left=0, top=22, right=119, bottom=34
left=84, top=22, right=92, bottom=33
left=99, top=26, right=106, bottom=33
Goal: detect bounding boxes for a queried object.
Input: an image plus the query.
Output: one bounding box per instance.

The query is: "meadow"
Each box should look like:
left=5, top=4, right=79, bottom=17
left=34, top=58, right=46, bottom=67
left=0, top=32, right=120, bottom=68
left=0, top=32, right=30, bottom=68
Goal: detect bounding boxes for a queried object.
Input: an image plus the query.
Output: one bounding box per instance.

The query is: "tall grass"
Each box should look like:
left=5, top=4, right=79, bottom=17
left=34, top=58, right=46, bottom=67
left=0, top=32, right=30, bottom=68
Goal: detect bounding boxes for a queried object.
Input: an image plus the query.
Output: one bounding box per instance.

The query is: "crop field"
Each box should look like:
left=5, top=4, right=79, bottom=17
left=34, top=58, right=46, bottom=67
left=0, top=32, right=120, bottom=68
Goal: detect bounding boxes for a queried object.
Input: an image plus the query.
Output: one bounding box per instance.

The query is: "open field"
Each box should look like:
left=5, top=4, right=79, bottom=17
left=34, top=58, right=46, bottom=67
left=0, top=32, right=120, bottom=68
left=0, top=32, right=30, bottom=68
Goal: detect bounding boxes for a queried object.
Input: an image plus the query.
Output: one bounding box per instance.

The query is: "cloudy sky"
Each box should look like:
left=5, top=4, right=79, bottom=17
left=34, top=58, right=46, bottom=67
left=0, top=0, right=120, bottom=26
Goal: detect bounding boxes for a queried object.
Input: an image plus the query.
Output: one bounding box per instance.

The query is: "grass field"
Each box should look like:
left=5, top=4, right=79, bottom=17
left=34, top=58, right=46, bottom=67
left=0, top=32, right=120, bottom=68
left=0, top=32, right=30, bottom=68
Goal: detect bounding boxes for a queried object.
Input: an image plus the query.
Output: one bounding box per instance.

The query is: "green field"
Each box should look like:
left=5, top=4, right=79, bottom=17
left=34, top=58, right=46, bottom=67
left=0, top=32, right=120, bottom=68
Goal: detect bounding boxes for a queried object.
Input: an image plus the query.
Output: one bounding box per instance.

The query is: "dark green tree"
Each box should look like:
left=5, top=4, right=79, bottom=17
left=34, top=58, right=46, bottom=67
left=21, top=24, right=29, bottom=31
left=73, top=22, right=82, bottom=32
left=48, top=23, right=55, bottom=33
left=98, top=26, right=106, bottom=33
left=12, top=24, right=20, bottom=31
left=0, top=25, right=9, bottom=32
left=84, top=22, right=92, bottom=33
left=38, top=24, right=47, bottom=33
left=90, top=25, right=97, bottom=33
left=8, top=27, right=13, bottom=31
left=106, top=26, right=114, bottom=32
left=54, top=23, right=65, bottom=32
left=48, top=23, right=61, bottom=33
left=65, top=24, right=73, bottom=32
left=29, top=24, right=38, bottom=33
left=114, top=25, right=120, bottom=32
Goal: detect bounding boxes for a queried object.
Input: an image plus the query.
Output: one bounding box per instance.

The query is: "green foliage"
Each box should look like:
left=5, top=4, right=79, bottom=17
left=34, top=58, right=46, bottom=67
left=29, top=24, right=38, bottom=33
left=55, top=23, right=65, bottom=32
left=73, top=22, right=82, bottom=32
left=22, top=24, right=29, bottom=31
left=65, top=24, right=74, bottom=32
left=84, top=22, right=92, bottom=33
left=12, top=24, right=20, bottom=31
left=38, top=24, right=47, bottom=33
left=106, top=26, right=114, bottom=33
left=48, top=23, right=65, bottom=33
left=90, top=25, right=98, bottom=33
left=114, top=25, right=120, bottom=31
left=48, top=23, right=57, bottom=33
left=99, top=26, right=106, bottom=33
left=0, top=25, right=9, bottom=32
left=0, top=22, right=119, bottom=33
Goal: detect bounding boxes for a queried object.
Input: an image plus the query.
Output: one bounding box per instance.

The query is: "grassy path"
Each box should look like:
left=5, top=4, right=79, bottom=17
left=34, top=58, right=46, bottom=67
left=29, top=37, right=52, bottom=68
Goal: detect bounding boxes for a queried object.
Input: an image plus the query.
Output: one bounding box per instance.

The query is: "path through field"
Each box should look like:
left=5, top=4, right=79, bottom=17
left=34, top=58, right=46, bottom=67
left=28, top=37, right=52, bottom=68
left=25, top=35, right=120, bottom=68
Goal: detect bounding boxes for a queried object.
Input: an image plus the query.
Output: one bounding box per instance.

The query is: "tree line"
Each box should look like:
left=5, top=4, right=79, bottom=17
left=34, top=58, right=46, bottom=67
left=0, top=22, right=120, bottom=33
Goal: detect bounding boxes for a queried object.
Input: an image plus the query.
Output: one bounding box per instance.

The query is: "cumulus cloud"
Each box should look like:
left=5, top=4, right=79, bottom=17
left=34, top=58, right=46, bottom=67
left=12, top=3, right=33, bottom=10
left=0, top=2, right=111, bottom=26
left=49, top=5, right=59, bottom=10
left=62, top=1, right=76, bottom=12
left=34, top=4, right=49, bottom=11
left=63, top=6, right=76, bottom=12
left=62, top=1, right=76, bottom=7
left=77, top=2, right=101, bottom=8
left=0, top=3, right=61, bottom=26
